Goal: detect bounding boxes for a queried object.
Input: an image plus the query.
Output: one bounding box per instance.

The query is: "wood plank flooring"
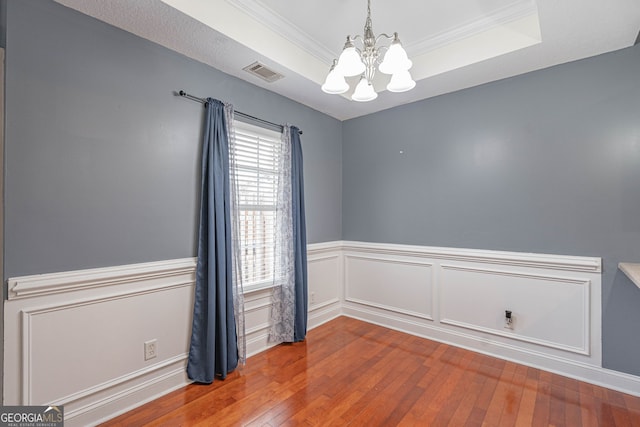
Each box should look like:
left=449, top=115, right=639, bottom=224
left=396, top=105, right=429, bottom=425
left=101, top=317, right=640, bottom=426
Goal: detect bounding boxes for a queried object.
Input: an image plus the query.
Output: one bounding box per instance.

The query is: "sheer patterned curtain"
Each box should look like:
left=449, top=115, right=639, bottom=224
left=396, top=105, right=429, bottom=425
left=227, top=109, right=246, bottom=366
left=187, top=99, right=245, bottom=384
left=269, top=125, right=307, bottom=343
left=270, top=125, right=295, bottom=342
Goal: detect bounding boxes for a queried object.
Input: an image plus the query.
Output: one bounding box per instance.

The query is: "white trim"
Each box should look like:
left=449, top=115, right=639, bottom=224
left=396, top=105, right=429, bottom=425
left=307, top=303, right=342, bottom=331
left=8, top=258, right=197, bottom=300
left=439, top=263, right=591, bottom=355
left=226, top=0, right=335, bottom=64
left=308, top=241, right=342, bottom=255
left=307, top=254, right=340, bottom=263
left=3, top=249, right=343, bottom=425
left=52, top=355, right=187, bottom=411
left=242, top=280, right=276, bottom=295
left=332, top=240, right=640, bottom=397
left=344, top=254, right=434, bottom=321
left=341, top=240, right=601, bottom=273
left=17, top=281, right=195, bottom=406
left=310, top=298, right=340, bottom=311
left=406, top=0, right=539, bottom=54
left=246, top=322, right=271, bottom=336
left=225, top=0, right=538, bottom=62
left=619, top=262, right=640, bottom=289
left=5, top=240, right=639, bottom=427
left=68, top=364, right=190, bottom=427
left=4, top=243, right=339, bottom=301
left=4, top=257, right=197, bottom=427
left=246, top=332, right=276, bottom=358
left=342, top=304, right=640, bottom=397
left=243, top=299, right=272, bottom=314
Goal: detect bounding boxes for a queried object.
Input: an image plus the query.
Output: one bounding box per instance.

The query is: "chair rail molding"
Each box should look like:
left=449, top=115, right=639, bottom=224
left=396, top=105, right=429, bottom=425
left=8, top=258, right=197, bottom=300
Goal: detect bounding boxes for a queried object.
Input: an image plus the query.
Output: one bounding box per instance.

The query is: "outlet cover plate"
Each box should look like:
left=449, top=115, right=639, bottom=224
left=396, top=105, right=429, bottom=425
left=144, top=339, right=157, bottom=360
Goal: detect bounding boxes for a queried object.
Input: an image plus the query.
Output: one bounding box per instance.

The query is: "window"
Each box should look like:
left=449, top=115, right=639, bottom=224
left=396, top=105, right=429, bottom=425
left=231, top=120, right=282, bottom=291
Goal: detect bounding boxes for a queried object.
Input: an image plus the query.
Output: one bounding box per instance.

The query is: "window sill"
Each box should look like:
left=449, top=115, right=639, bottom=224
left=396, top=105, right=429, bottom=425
left=243, top=281, right=277, bottom=295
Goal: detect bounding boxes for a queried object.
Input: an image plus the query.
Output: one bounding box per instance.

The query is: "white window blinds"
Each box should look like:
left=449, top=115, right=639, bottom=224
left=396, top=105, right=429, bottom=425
left=231, top=121, right=282, bottom=288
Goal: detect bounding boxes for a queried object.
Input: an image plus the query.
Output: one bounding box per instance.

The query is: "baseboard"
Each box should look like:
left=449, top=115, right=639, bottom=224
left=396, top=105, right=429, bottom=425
left=64, top=361, right=190, bottom=427
left=342, top=305, right=640, bottom=397
left=308, top=301, right=342, bottom=330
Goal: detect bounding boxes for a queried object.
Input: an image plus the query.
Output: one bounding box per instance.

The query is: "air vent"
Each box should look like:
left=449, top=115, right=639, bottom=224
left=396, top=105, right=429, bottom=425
left=243, top=62, right=284, bottom=83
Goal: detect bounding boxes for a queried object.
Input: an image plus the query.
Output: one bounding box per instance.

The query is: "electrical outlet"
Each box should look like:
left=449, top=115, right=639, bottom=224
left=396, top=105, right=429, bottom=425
left=144, top=339, right=157, bottom=361
left=504, top=310, right=514, bottom=330
left=504, top=321, right=513, bottom=330
left=311, top=292, right=316, bottom=305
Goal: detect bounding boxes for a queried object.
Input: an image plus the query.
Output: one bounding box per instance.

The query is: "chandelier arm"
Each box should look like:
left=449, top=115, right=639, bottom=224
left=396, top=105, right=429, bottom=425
left=375, top=33, right=395, bottom=43
left=350, top=34, right=365, bottom=47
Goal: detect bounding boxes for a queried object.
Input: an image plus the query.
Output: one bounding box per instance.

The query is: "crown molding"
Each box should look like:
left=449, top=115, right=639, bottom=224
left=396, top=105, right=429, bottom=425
left=406, top=0, right=539, bottom=55
left=226, top=0, right=336, bottom=64
left=226, top=0, right=538, bottom=66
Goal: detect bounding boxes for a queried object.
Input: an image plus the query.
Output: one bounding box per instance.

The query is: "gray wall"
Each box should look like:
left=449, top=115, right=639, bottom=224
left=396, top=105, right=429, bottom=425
left=3, top=0, right=342, bottom=280
left=5, top=0, right=640, bottom=380
left=343, top=45, right=640, bottom=375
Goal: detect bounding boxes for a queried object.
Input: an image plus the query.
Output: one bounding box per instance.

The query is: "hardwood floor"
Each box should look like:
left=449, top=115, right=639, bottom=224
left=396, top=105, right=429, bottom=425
left=101, top=317, right=640, bottom=426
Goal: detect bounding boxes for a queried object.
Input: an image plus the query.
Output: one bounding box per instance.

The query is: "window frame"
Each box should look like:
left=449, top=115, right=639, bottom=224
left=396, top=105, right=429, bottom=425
left=231, top=119, right=283, bottom=294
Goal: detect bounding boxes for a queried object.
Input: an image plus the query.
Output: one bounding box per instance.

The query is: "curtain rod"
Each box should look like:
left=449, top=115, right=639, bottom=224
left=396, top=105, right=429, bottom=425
left=177, top=90, right=302, bottom=135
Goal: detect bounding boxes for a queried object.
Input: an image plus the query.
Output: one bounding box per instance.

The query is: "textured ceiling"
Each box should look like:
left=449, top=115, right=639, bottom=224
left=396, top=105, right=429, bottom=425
left=55, top=0, right=640, bottom=120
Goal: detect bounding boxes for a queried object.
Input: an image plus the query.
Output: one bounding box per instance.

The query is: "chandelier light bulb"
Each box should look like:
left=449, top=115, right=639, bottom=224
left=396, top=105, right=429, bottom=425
left=322, top=61, right=349, bottom=94
left=387, top=70, right=416, bottom=93
left=379, top=36, right=412, bottom=75
left=352, top=77, right=378, bottom=102
left=336, top=41, right=366, bottom=77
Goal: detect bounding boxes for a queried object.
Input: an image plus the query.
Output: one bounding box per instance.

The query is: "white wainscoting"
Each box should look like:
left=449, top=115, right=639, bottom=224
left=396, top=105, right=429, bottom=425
left=307, top=242, right=343, bottom=327
left=4, top=258, right=197, bottom=427
left=5, top=240, right=640, bottom=426
left=440, top=264, right=591, bottom=355
left=340, top=240, right=640, bottom=397
left=3, top=242, right=342, bottom=426
left=345, top=255, right=434, bottom=320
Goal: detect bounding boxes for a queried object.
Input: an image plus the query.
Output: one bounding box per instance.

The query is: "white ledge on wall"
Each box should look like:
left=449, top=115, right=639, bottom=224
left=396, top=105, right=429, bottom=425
left=7, top=258, right=198, bottom=300
left=340, top=241, right=602, bottom=273
left=619, top=263, right=640, bottom=289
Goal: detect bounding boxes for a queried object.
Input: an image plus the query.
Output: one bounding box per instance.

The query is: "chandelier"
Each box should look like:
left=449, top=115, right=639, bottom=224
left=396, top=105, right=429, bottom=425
left=321, top=0, right=415, bottom=102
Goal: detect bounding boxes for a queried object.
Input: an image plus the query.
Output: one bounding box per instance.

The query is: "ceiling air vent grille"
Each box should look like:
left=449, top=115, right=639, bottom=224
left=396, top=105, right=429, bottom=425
left=243, top=62, right=284, bottom=83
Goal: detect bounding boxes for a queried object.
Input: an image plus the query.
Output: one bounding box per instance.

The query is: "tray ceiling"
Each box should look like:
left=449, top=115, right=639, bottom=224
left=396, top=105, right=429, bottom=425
left=55, top=0, right=640, bottom=120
